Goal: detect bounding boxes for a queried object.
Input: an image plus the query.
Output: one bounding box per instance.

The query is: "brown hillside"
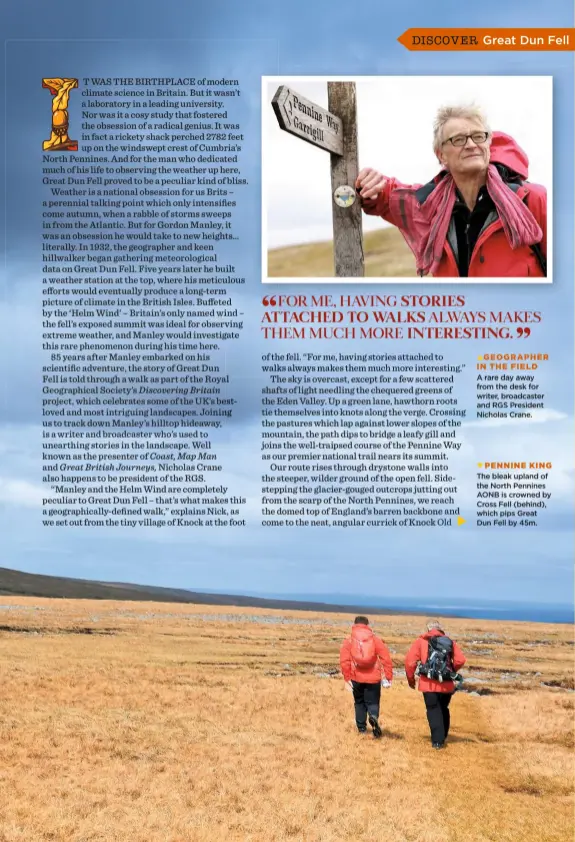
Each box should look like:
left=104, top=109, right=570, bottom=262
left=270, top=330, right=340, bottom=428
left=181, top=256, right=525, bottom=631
left=267, top=226, right=417, bottom=278
left=0, top=566, right=457, bottom=616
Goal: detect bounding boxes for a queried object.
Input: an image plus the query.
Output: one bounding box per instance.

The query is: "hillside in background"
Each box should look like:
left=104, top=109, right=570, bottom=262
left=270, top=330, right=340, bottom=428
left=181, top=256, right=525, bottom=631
left=0, top=568, right=571, bottom=623
left=267, top=225, right=416, bottom=278
left=0, top=566, right=414, bottom=615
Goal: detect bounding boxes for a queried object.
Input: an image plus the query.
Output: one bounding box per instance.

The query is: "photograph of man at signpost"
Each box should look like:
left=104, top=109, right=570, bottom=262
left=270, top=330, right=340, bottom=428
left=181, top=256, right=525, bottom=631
left=262, top=76, right=552, bottom=283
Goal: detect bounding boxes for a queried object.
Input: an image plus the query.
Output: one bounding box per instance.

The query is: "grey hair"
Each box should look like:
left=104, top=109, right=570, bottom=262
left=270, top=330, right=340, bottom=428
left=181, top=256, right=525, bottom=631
left=426, top=619, right=444, bottom=632
left=433, top=104, right=490, bottom=155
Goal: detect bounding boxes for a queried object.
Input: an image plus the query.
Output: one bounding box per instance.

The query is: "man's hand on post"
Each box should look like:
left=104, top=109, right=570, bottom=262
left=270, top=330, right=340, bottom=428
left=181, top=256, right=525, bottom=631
left=356, top=167, right=387, bottom=201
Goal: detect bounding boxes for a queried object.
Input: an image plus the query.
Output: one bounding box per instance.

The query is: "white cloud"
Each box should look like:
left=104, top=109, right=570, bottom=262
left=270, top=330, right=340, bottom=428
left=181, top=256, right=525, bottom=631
left=0, top=478, right=44, bottom=508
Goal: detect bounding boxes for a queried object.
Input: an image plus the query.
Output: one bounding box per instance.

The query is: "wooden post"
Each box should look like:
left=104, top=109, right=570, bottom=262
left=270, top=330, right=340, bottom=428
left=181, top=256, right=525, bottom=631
left=327, top=82, right=364, bottom=277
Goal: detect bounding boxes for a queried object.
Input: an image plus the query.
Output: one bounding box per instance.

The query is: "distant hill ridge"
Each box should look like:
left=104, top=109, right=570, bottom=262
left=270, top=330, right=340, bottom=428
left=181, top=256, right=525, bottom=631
left=267, top=226, right=417, bottom=278
left=0, top=567, right=410, bottom=616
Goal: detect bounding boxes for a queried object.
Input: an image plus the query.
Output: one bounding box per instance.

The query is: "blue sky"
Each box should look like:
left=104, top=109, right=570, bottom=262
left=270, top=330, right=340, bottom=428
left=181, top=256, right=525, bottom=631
left=0, top=0, right=573, bottom=606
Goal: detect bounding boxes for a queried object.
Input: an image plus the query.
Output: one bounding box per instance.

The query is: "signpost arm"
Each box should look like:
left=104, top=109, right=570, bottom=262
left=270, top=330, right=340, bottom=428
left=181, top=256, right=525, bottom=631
left=327, top=82, right=364, bottom=277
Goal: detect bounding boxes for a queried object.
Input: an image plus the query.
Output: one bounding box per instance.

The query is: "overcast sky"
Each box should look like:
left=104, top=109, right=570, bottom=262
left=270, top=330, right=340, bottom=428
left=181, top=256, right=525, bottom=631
left=0, top=0, right=573, bottom=613
left=264, top=76, right=553, bottom=248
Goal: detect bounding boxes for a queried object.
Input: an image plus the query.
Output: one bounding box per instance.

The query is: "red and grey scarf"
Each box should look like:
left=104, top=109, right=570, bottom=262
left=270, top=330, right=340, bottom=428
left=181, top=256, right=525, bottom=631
left=400, top=164, right=543, bottom=276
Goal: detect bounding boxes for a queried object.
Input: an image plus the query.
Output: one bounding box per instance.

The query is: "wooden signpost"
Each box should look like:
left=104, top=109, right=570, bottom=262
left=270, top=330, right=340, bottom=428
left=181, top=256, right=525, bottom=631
left=271, top=82, right=364, bottom=278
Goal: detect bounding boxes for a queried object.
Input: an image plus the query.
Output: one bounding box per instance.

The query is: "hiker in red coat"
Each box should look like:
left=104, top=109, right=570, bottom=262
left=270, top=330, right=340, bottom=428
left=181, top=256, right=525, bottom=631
left=340, top=616, right=393, bottom=738
left=356, top=104, right=547, bottom=277
left=405, top=620, right=466, bottom=750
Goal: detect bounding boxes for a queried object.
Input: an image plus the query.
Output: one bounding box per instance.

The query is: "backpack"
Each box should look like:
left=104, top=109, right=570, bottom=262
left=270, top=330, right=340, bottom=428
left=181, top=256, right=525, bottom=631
left=417, top=635, right=455, bottom=682
left=518, top=186, right=546, bottom=276
left=497, top=169, right=547, bottom=277
left=529, top=242, right=547, bottom=276
left=350, top=628, right=377, bottom=669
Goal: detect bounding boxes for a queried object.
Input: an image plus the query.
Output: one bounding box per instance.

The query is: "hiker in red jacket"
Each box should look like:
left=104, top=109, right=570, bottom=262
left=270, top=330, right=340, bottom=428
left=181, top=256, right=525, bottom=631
left=405, top=620, right=466, bottom=750
left=356, top=104, right=547, bottom=277
left=340, top=616, right=393, bottom=738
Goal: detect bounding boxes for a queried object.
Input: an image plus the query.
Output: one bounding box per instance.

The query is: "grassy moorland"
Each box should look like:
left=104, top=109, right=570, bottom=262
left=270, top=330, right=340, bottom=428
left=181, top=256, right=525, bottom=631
left=267, top=226, right=417, bottom=278
left=0, top=598, right=572, bottom=841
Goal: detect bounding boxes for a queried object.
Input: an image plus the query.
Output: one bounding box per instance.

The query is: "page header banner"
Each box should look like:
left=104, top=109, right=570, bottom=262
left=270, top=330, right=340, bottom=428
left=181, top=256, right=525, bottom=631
left=397, top=29, right=574, bottom=51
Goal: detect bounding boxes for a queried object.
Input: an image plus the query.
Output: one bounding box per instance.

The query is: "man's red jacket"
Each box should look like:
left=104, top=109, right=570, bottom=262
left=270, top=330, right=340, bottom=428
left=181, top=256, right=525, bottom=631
left=405, top=629, right=466, bottom=693
left=360, top=132, right=547, bottom=278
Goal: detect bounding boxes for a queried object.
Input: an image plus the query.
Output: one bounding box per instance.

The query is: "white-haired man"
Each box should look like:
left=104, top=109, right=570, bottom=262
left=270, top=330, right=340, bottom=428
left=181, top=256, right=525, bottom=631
left=356, top=104, right=547, bottom=277
left=405, top=620, right=466, bottom=749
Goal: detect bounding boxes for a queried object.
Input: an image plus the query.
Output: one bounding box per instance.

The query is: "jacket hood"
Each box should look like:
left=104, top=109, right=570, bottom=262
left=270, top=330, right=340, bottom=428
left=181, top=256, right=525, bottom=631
left=489, top=131, right=529, bottom=179
left=352, top=624, right=373, bottom=637
left=422, top=629, right=445, bottom=640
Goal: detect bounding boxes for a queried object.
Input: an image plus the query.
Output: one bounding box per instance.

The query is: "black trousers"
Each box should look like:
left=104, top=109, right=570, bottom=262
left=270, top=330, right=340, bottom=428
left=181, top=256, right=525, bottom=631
left=351, top=681, right=381, bottom=731
left=423, top=692, right=453, bottom=744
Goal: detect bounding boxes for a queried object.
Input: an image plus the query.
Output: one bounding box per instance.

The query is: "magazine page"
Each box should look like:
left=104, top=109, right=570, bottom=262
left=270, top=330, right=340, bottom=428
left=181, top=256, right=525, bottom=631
left=1, top=1, right=574, bottom=840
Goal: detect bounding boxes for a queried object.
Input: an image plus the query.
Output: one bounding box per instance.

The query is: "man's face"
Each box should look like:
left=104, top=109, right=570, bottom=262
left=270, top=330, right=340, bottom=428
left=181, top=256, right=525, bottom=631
left=438, top=117, right=491, bottom=177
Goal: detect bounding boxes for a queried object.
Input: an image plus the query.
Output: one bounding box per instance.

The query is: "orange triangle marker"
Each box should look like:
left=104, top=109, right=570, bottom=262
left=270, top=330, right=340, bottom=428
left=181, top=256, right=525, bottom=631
left=457, top=516, right=466, bottom=526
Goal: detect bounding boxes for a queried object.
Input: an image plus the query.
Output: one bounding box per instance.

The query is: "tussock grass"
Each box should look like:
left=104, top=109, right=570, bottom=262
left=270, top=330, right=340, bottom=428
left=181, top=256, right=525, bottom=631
left=0, top=598, right=572, bottom=841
